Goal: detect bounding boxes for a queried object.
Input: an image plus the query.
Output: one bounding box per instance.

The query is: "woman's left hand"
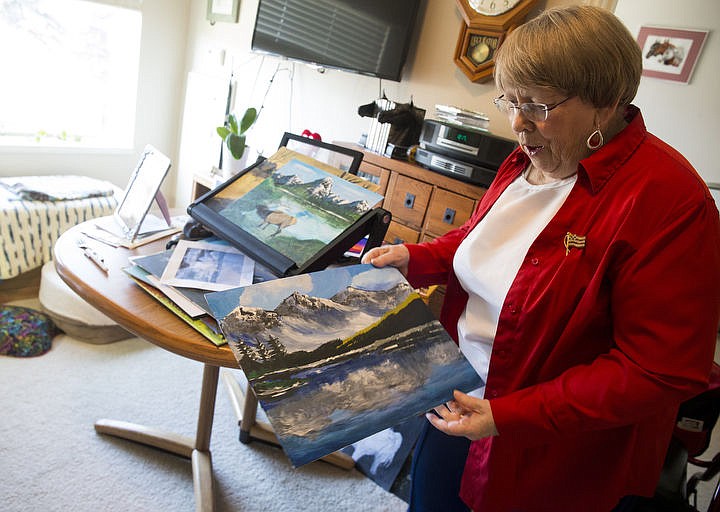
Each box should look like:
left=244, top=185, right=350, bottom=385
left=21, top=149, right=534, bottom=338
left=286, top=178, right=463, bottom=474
left=426, top=390, right=499, bottom=441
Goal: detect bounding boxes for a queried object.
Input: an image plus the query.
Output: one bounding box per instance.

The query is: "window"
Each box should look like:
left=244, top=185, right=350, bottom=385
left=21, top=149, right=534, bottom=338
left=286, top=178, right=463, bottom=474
left=0, top=0, right=142, bottom=149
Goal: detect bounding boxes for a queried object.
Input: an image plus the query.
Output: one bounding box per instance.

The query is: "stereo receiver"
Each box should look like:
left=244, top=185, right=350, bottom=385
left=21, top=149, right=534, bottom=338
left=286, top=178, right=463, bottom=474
left=414, top=148, right=498, bottom=187
left=416, top=119, right=517, bottom=186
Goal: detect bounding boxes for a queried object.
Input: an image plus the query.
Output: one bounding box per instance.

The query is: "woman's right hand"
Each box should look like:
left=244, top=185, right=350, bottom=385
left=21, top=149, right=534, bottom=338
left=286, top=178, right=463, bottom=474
left=361, top=244, right=410, bottom=276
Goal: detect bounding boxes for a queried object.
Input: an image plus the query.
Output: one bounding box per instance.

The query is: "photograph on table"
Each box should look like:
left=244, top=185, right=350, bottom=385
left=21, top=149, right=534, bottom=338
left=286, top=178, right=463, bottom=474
left=160, top=239, right=255, bottom=292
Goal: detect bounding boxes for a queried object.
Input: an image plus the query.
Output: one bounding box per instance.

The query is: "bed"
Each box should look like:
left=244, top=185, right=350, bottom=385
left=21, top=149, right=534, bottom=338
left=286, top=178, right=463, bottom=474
left=0, top=176, right=119, bottom=280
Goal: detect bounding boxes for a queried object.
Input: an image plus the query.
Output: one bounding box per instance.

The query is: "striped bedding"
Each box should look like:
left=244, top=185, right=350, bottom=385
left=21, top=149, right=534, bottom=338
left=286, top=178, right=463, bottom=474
left=0, top=178, right=118, bottom=280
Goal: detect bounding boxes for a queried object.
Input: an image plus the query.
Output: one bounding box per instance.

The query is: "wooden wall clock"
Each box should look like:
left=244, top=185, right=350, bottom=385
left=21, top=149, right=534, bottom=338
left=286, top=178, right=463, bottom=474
left=454, top=0, right=538, bottom=83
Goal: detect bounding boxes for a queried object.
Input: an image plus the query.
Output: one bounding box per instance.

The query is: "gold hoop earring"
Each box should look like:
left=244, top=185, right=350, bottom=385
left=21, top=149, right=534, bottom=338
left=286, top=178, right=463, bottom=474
left=586, top=129, right=604, bottom=150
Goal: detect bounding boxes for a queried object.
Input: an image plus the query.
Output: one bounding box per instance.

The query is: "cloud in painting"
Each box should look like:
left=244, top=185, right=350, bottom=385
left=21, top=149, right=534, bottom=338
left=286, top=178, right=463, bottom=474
left=351, top=266, right=405, bottom=292
left=239, top=274, right=314, bottom=310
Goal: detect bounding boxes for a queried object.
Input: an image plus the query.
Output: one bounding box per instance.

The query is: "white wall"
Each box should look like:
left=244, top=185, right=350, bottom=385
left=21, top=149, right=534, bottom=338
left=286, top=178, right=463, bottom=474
left=173, top=0, right=579, bottom=207
left=615, top=0, right=719, bottom=182
left=0, top=0, right=190, bottom=196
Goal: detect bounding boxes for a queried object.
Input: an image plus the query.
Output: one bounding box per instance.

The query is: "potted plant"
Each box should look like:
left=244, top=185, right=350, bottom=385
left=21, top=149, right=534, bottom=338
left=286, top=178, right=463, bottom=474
left=216, top=107, right=258, bottom=173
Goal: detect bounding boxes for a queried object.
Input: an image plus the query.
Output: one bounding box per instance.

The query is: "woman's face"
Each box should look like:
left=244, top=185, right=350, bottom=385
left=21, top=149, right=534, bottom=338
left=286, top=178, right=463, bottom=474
left=500, top=86, right=598, bottom=177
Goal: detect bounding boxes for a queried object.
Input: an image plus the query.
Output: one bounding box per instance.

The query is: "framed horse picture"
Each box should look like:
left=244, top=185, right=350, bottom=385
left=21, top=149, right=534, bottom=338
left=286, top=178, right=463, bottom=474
left=637, top=26, right=708, bottom=84
left=187, top=146, right=390, bottom=278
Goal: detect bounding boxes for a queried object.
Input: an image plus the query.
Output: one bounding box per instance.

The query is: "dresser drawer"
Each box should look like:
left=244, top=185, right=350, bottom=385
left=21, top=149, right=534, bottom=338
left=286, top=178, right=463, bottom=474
left=357, top=161, right=390, bottom=195
left=384, top=174, right=432, bottom=228
left=384, top=220, right=420, bottom=245
left=424, top=188, right=478, bottom=237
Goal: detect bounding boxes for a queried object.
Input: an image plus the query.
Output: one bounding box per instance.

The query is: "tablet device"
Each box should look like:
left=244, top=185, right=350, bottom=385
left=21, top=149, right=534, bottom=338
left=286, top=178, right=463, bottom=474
left=113, top=144, right=172, bottom=242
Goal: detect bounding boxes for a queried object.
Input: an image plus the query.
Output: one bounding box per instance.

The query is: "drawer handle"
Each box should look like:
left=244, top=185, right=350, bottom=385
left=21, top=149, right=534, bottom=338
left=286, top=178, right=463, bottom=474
left=404, top=193, right=415, bottom=209
left=393, top=236, right=404, bottom=244
left=443, top=208, right=456, bottom=224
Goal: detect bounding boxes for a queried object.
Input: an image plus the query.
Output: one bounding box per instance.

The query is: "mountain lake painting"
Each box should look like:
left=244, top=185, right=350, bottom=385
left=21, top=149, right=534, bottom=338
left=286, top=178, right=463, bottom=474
left=205, top=264, right=483, bottom=467
left=202, top=154, right=383, bottom=268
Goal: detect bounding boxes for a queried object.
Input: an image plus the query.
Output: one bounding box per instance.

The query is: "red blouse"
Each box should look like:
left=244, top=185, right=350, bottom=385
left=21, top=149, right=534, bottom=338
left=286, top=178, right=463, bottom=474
left=405, top=106, right=720, bottom=511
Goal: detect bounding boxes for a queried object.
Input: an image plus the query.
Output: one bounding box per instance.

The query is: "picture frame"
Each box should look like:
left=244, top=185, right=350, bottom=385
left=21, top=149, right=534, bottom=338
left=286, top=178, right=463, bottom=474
left=637, top=26, right=709, bottom=84
left=206, top=0, right=239, bottom=24
left=279, top=132, right=364, bottom=175
left=187, top=147, right=389, bottom=278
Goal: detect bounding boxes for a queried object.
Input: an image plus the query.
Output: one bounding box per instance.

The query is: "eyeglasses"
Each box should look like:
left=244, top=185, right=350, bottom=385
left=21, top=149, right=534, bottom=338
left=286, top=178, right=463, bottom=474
left=493, top=95, right=572, bottom=122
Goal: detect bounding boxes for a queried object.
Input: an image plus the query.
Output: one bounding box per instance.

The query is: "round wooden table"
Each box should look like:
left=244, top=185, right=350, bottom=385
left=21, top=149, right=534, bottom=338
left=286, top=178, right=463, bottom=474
left=54, top=219, right=352, bottom=511
left=54, top=220, right=241, bottom=512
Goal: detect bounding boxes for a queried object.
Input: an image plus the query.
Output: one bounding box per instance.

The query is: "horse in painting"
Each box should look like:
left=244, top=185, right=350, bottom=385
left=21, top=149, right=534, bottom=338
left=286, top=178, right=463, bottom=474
left=256, top=204, right=297, bottom=237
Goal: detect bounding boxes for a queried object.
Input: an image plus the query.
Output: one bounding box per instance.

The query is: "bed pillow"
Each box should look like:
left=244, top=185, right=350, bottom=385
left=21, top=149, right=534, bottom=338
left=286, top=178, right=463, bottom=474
left=0, top=305, right=59, bottom=357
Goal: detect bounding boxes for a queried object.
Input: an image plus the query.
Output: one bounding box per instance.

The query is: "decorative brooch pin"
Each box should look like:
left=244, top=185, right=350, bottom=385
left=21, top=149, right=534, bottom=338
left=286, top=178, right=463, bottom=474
left=564, top=232, right=586, bottom=255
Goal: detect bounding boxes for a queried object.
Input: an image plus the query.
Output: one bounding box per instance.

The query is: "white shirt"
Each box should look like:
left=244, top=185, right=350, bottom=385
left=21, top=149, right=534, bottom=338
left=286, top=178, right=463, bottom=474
left=453, top=171, right=577, bottom=397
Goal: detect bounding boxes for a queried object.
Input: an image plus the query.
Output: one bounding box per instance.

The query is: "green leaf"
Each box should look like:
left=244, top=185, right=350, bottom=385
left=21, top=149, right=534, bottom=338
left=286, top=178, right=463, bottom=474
left=216, top=126, right=231, bottom=139
left=226, top=133, right=246, bottom=159
left=227, top=113, right=239, bottom=134
left=239, top=107, right=258, bottom=134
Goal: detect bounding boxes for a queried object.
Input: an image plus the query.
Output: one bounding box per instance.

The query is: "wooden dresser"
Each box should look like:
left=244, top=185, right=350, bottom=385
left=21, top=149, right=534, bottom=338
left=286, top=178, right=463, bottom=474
left=352, top=147, right=487, bottom=245
left=349, top=146, right=489, bottom=315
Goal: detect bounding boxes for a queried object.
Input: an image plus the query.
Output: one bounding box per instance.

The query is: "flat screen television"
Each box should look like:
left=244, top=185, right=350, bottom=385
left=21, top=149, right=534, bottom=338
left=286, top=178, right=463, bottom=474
left=251, top=0, right=422, bottom=82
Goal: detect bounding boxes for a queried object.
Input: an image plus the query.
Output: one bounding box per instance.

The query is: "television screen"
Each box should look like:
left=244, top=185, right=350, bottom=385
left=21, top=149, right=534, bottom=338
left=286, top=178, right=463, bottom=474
left=252, top=0, right=421, bottom=82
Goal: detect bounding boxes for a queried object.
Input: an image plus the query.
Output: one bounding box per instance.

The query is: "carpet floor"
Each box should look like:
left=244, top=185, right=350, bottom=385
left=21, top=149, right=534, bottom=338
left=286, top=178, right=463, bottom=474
left=4, top=295, right=720, bottom=511
left=0, top=299, right=407, bottom=512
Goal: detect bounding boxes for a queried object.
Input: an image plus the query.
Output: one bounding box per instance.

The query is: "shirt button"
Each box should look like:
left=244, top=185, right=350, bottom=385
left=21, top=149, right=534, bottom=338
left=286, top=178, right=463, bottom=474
left=489, top=390, right=498, bottom=398
left=531, top=257, right=539, bottom=265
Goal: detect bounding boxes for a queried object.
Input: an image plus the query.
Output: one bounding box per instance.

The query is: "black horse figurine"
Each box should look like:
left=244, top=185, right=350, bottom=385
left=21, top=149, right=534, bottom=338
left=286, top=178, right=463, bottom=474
left=377, top=101, right=425, bottom=151
left=358, top=97, right=425, bottom=158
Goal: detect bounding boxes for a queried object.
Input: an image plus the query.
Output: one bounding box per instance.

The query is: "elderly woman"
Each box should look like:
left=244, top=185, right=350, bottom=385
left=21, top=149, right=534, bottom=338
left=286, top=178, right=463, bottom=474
left=363, top=5, right=720, bottom=512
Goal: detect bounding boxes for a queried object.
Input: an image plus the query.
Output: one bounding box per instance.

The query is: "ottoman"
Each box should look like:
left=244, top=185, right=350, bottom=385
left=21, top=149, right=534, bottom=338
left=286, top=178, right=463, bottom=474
left=38, top=261, right=132, bottom=343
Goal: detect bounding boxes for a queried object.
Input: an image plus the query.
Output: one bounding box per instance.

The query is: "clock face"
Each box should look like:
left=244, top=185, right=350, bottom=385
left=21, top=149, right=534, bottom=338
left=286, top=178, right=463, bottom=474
left=469, top=0, right=523, bottom=16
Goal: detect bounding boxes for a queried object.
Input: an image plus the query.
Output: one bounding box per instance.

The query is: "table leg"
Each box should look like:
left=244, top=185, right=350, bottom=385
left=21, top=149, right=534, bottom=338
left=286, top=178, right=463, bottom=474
left=191, top=364, right=219, bottom=511
left=221, top=369, right=278, bottom=445
left=239, top=385, right=258, bottom=444
left=94, top=363, right=220, bottom=512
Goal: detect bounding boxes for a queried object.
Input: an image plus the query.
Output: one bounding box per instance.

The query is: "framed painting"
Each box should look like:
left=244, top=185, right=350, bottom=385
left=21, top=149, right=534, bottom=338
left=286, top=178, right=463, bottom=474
left=187, top=147, right=387, bottom=277
left=207, top=0, right=239, bottom=24
left=637, top=26, right=708, bottom=84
